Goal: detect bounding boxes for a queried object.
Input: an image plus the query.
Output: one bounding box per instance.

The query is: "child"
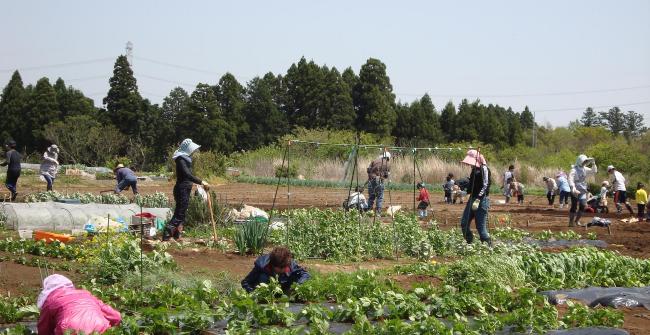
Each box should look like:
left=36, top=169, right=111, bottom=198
left=452, top=182, right=466, bottom=204
left=416, top=182, right=430, bottom=219
left=443, top=173, right=454, bottom=204
left=241, top=247, right=310, bottom=293
left=509, top=179, right=525, bottom=205
left=599, top=181, right=609, bottom=208
left=543, top=176, right=558, bottom=206
left=636, top=183, right=647, bottom=221
left=345, top=186, right=368, bottom=211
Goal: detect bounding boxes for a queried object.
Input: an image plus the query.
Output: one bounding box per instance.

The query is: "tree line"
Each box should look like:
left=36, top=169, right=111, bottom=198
left=0, top=55, right=643, bottom=170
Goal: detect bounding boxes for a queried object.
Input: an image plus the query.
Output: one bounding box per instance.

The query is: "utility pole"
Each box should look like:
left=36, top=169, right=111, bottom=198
left=125, top=41, right=133, bottom=65
left=532, top=110, right=537, bottom=148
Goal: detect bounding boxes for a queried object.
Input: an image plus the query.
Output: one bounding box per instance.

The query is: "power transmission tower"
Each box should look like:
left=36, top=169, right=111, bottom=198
left=125, top=41, right=133, bottom=65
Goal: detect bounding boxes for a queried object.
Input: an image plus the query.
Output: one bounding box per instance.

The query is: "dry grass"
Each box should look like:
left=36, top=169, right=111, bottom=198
left=239, top=155, right=564, bottom=188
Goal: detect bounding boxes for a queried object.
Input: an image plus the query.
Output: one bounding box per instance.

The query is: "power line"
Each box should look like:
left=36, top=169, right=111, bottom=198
left=0, top=57, right=115, bottom=73
left=532, top=100, right=650, bottom=113
left=133, top=56, right=253, bottom=80
left=135, top=73, right=196, bottom=88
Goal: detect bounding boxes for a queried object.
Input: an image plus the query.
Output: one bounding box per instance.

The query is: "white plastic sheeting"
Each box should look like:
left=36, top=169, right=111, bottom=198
left=0, top=202, right=171, bottom=231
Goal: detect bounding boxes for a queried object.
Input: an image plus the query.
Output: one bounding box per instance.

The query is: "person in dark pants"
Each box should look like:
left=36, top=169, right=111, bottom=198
left=163, top=138, right=210, bottom=241
left=113, top=164, right=139, bottom=195
left=1, top=140, right=22, bottom=201
left=459, top=149, right=492, bottom=246
left=241, top=246, right=310, bottom=294
left=366, top=151, right=391, bottom=217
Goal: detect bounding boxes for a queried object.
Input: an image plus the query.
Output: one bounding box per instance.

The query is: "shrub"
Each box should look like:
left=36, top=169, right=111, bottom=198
left=274, top=164, right=298, bottom=178
left=234, top=219, right=268, bottom=255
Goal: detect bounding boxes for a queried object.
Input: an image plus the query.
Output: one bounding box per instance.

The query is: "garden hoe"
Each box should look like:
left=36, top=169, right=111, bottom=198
left=205, top=188, right=219, bottom=243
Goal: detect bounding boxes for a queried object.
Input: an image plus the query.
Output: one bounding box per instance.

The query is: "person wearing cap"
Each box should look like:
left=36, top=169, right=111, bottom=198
left=164, top=138, right=210, bottom=241
left=113, top=164, right=138, bottom=195
left=1, top=140, right=22, bottom=201
left=40, top=144, right=60, bottom=191
left=635, top=182, right=647, bottom=221
left=607, top=165, right=634, bottom=215
left=443, top=173, right=454, bottom=204
left=459, top=149, right=492, bottom=246
left=366, top=151, right=391, bottom=216
left=543, top=176, right=558, bottom=206
left=567, top=154, right=597, bottom=227
left=502, top=165, right=515, bottom=203
left=556, top=171, right=571, bottom=209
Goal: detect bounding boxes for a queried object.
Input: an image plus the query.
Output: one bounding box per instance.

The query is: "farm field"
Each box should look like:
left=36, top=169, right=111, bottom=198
left=1, top=179, right=650, bottom=334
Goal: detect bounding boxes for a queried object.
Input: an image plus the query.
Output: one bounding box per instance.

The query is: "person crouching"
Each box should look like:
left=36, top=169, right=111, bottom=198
left=37, top=274, right=121, bottom=335
left=241, top=247, right=310, bottom=294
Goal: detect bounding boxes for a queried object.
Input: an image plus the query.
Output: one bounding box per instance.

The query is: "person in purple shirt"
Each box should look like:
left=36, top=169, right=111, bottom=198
left=113, top=164, right=138, bottom=195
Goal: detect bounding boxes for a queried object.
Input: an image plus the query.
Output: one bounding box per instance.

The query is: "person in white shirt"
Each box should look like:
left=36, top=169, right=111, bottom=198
left=345, top=186, right=368, bottom=211
left=502, top=165, right=515, bottom=203
left=607, top=165, right=634, bottom=215
left=568, top=154, right=597, bottom=227
left=543, top=177, right=558, bottom=206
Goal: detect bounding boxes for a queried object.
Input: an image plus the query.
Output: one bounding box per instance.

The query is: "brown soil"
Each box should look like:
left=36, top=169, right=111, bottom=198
left=389, top=274, right=442, bottom=291
left=0, top=260, right=78, bottom=297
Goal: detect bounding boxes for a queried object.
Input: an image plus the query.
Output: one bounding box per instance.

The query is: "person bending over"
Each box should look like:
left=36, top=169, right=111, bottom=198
left=241, top=247, right=310, bottom=294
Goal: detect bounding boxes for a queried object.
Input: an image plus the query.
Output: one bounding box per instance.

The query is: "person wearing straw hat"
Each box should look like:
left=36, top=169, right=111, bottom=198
left=163, top=138, right=210, bottom=241
left=1, top=139, right=21, bottom=201
left=568, top=154, right=597, bottom=227
left=366, top=150, right=391, bottom=216
left=607, top=165, right=634, bottom=215
left=40, top=144, right=60, bottom=191
left=459, top=149, right=492, bottom=246
left=113, top=164, right=138, bottom=195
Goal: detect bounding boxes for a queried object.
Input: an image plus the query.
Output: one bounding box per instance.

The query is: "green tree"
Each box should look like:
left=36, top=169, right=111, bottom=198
left=103, top=55, right=142, bottom=135
left=506, top=107, right=524, bottom=146
left=283, top=57, right=325, bottom=128
left=53, top=78, right=95, bottom=118
left=215, top=73, right=249, bottom=149
left=520, top=106, right=535, bottom=129
left=598, top=106, right=626, bottom=134
left=321, top=67, right=355, bottom=130
left=354, top=58, right=396, bottom=136
left=179, top=83, right=234, bottom=152
left=0, top=71, right=27, bottom=145
left=440, top=101, right=456, bottom=141
left=161, top=87, right=190, bottom=141
left=242, top=74, right=289, bottom=149
left=27, top=77, right=60, bottom=150
left=623, top=110, right=646, bottom=138
left=580, top=107, right=600, bottom=127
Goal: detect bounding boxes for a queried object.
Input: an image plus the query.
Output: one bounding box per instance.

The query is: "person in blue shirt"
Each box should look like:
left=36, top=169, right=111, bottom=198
left=241, top=247, right=310, bottom=294
left=113, top=164, right=138, bottom=195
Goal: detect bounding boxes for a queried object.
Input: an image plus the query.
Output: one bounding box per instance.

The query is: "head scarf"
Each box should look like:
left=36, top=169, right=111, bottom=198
left=37, top=274, right=74, bottom=309
left=172, top=139, right=201, bottom=162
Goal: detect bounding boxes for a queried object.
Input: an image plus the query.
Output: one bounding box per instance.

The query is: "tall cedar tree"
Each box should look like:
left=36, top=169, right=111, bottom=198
left=0, top=71, right=27, bottom=145
left=53, top=78, right=96, bottom=119
left=28, top=78, right=60, bottom=151
left=321, top=67, right=355, bottom=130
left=161, top=87, right=190, bottom=142
left=440, top=101, right=456, bottom=142
left=520, top=106, right=535, bottom=129
left=354, top=58, right=396, bottom=137
left=103, top=55, right=143, bottom=136
left=215, top=73, right=249, bottom=149
left=243, top=74, right=289, bottom=149
left=180, top=83, right=235, bottom=152
left=283, top=57, right=325, bottom=128
left=580, top=107, right=600, bottom=127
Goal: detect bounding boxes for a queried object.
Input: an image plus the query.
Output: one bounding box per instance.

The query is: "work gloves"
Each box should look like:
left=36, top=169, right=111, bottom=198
left=472, top=199, right=480, bottom=211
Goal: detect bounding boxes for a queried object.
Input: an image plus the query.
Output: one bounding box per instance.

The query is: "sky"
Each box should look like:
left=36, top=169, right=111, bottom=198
left=1, top=0, right=649, bottom=127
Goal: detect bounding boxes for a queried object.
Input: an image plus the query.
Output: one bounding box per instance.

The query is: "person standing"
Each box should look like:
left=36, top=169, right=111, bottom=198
left=556, top=172, right=571, bottom=209
left=502, top=165, right=515, bottom=203
left=40, top=145, right=60, bottom=192
left=460, top=149, right=492, bottom=246
left=635, top=183, right=647, bottom=221
left=543, top=177, right=558, bottom=206
left=607, top=165, right=635, bottom=215
left=113, top=164, right=139, bottom=195
left=443, top=173, right=454, bottom=204
left=163, top=139, right=210, bottom=241
left=416, top=182, right=430, bottom=219
left=1, top=140, right=21, bottom=201
left=568, top=154, right=597, bottom=227
left=366, top=151, right=390, bottom=216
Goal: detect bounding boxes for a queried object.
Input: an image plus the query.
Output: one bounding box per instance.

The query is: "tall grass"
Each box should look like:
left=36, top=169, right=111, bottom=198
left=239, top=154, right=561, bottom=188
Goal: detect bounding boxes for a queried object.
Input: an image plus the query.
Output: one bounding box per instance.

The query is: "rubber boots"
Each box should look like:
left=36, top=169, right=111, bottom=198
left=568, top=213, right=576, bottom=227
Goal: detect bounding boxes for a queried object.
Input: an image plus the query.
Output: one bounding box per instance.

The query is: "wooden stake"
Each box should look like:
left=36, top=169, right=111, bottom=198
left=526, top=220, right=530, bottom=227
left=607, top=224, right=612, bottom=235
left=206, top=191, right=218, bottom=243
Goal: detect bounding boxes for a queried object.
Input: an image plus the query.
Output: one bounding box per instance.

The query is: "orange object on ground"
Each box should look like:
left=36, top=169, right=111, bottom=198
left=33, top=231, right=74, bottom=243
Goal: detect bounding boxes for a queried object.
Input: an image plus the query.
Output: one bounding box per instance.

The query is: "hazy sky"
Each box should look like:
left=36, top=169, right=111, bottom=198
left=1, top=0, right=649, bottom=127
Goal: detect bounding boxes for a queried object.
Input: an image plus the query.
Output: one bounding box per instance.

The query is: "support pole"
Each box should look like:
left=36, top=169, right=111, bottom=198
left=413, top=148, right=417, bottom=217
left=286, top=140, right=292, bottom=247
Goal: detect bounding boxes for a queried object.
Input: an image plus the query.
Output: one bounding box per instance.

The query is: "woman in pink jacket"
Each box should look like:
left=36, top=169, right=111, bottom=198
left=37, top=274, right=121, bottom=335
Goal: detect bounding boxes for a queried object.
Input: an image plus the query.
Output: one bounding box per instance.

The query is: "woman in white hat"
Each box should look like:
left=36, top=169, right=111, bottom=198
left=40, top=144, right=60, bottom=191
left=568, top=154, right=597, bottom=226
left=459, top=149, right=492, bottom=246
left=163, top=139, right=210, bottom=241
